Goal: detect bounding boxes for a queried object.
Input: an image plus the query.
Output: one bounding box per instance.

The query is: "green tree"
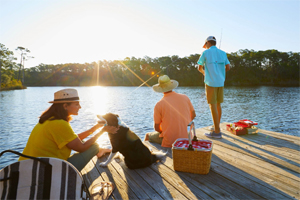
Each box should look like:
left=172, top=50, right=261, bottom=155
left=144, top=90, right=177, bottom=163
left=0, top=43, right=21, bottom=90
left=15, top=46, right=32, bottom=85
left=20, top=49, right=299, bottom=87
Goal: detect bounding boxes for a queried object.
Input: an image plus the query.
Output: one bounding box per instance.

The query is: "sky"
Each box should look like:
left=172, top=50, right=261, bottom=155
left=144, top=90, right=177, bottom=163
left=0, top=0, right=299, bottom=68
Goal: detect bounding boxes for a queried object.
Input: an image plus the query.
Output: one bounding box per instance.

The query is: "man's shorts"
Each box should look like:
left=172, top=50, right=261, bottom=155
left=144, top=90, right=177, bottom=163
left=147, top=131, right=163, bottom=144
left=205, top=85, right=224, bottom=104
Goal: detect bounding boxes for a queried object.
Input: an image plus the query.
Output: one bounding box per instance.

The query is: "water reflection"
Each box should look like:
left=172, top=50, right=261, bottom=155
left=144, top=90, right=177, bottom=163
left=84, top=86, right=109, bottom=115
left=0, top=86, right=299, bottom=169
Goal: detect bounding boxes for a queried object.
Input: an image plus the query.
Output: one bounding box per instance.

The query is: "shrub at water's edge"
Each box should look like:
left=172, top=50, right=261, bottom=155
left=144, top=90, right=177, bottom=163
left=1, top=79, right=26, bottom=90
left=0, top=43, right=27, bottom=91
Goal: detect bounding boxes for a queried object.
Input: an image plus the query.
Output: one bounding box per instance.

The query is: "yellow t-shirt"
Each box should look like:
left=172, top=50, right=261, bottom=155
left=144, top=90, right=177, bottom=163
left=19, top=119, right=78, bottom=161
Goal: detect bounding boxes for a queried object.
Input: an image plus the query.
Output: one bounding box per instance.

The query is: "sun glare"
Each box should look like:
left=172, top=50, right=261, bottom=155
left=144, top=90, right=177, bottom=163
left=87, top=86, right=112, bottom=148
left=90, top=86, right=109, bottom=115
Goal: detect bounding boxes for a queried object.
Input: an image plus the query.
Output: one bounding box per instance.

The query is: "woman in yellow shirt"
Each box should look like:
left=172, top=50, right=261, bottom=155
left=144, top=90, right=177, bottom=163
left=19, top=88, right=118, bottom=171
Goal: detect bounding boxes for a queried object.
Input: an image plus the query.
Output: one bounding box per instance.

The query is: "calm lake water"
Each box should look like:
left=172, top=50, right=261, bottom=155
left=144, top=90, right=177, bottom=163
left=1, top=86, right=299, bottom=169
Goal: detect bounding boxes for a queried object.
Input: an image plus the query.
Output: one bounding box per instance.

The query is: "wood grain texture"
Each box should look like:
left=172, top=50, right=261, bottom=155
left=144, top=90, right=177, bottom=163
left=81, top=123, right=300, bottom=200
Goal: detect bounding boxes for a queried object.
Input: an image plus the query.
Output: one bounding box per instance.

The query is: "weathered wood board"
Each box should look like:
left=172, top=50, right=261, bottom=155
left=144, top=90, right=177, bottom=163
left=81, top=122, right=300, bottom=200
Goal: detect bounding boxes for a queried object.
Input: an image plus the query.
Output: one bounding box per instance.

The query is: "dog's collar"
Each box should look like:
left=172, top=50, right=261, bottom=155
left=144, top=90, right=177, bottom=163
left=97, top=115, right=107, bottom=126
left=117, top=117, right=121, bottom=126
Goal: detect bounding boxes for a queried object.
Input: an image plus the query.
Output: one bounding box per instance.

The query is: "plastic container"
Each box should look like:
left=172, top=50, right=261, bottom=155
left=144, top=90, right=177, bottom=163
left=238, top=119, right=258, bottom=127
left=226, top=122, right=248, bottom=135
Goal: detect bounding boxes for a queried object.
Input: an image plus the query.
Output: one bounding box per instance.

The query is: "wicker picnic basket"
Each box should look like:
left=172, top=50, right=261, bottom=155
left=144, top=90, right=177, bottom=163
left=172, top=121, right=213, bottom=174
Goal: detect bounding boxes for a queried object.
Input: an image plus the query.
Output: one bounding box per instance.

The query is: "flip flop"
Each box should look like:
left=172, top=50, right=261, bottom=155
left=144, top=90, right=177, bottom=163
left=90, top=181, right=114, bottom=200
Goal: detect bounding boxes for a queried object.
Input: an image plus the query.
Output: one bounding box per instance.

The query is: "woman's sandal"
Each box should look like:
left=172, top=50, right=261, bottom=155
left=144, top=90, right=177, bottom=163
left=90, top=181, right=114, bottom=200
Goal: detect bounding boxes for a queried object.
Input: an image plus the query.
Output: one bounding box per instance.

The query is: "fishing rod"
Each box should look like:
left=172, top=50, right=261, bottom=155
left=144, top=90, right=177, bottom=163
left=219, top=28, right=223, bottom=49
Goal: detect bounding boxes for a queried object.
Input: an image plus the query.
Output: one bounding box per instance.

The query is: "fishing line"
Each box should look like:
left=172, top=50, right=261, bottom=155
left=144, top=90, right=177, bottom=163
left=119, top=61, right=152, bottom=87
left=131, top=70, right=162, bottom=93
left=219, top=28, right=223, bottom=49
left=118, top=60, right=162, bottom=95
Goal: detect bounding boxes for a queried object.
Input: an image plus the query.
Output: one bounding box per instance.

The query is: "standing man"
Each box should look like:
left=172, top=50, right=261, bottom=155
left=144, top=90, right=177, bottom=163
left=197, top=36, right=230, bottom=139
left=144, top=75, right=196, bottom=147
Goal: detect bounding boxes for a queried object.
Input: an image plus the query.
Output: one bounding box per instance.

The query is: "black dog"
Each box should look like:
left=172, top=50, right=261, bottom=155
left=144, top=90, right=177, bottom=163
left=98, top=113, right=165, bottom=169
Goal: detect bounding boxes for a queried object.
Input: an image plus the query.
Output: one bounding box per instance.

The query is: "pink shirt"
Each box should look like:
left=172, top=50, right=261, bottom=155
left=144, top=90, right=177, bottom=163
left=154, top=91, right=195, bottom=147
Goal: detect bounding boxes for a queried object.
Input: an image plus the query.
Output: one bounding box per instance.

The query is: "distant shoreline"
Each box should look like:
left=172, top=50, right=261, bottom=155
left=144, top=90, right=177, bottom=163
left=5, top=82, right=298, bottom=90
left=1, top=47, right=299, bottom=90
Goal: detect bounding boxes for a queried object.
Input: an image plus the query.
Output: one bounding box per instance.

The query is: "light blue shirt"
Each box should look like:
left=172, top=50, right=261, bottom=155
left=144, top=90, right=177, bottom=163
left=197, top=46, right=230, bottom=87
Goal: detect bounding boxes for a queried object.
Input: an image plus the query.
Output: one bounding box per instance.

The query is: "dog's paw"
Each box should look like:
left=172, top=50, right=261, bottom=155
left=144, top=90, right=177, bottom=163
left=99, top=162, right=108, bottom=167
left=154, top=151, right=167, bottom=160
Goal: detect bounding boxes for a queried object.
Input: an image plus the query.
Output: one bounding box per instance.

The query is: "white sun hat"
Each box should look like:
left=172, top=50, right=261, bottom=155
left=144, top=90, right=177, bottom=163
left=152, top=75, right=179, bottom=93
left=48, top=88, right=80, bottom=103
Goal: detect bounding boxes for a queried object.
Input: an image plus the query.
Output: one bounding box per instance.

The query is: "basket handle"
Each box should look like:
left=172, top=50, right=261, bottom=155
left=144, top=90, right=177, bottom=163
left=187, top=121, right=197, bottom=151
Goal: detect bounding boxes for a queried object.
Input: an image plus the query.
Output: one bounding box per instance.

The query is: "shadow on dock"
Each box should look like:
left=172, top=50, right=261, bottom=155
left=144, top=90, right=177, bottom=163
left=81, top=123, right=300, bottom=199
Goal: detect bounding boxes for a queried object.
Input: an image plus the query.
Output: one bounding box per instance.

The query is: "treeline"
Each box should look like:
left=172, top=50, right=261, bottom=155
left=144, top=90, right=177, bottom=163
left=1, top=43, right=299, bottom=89
left=23, top=55, right=202, bottom=86
left=227, top=49, right=299, bottom=86
left=0, top=44, right=24, bottom=90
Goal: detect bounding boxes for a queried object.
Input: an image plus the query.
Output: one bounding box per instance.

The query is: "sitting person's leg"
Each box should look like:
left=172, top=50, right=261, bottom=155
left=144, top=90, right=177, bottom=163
left=97, top=148, right=112, bottom=158
left=144, top=132, right=163, bottom=144
left=67, top=143, right=111, bottom=171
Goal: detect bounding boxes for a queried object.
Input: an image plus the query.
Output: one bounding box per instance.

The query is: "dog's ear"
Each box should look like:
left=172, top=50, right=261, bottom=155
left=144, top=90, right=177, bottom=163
left=115, top=114, right=119, bottom=118
left=106, top=113, right=119, bottom=127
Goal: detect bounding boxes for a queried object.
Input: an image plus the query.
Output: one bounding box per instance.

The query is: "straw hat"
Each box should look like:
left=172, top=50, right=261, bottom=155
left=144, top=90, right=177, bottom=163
left=152, top=75, right=179, bottom=93
left=48, top=88, right=80, bottom=103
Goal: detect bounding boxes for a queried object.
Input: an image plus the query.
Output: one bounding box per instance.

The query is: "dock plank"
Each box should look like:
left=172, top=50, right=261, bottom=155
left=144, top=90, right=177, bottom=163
left=195, top=128, right=300, bottom=179
left=146, top=142, right=265, bottom=200
left=81, top=123, right=300, bottom=200
left=220, top=129, right=300, bottom=165
left=104, top=157, right=163, bottom=200
left=146, top=146, right=231, bottom=200
left=259, top=129, right=300, bottom=145
left=213, top=148, right=299, bottom=198
left=210, top=155, right=293, bottom=200
left=219, top=123, right=300, bottom=150
left=196, top=127, right=300, bottom=199
left=201, top=129, right=300, bottom=174
left=134, top=165, right=189, bottom=200
left=92, top=157, right=140, bottom=200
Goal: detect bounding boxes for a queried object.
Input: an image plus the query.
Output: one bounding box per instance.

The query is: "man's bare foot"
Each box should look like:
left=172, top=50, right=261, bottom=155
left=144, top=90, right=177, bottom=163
left=97, top=148, right=112, bottom=158
left=144, top=133, right=149, bottom=141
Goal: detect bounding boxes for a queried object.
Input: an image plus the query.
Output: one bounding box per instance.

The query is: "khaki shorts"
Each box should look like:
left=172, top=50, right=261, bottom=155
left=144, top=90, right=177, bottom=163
left=147, top=131, right=163, bottom=144
left=205, top=85, right=224, bottom=104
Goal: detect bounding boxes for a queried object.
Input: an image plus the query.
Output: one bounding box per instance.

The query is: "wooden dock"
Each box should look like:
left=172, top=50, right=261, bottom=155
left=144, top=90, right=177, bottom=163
left=81, top=122, right=300, bottom=200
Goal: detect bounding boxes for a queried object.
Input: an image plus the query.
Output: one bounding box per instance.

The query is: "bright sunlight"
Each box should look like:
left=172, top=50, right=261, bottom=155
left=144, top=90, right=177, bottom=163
left=89, top=86, right=108, bottom=115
